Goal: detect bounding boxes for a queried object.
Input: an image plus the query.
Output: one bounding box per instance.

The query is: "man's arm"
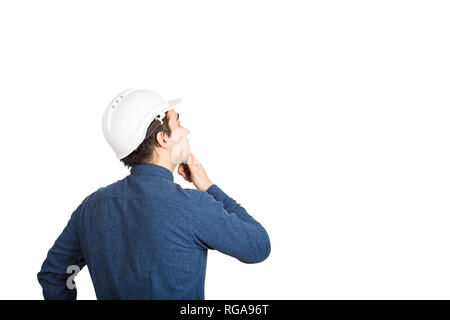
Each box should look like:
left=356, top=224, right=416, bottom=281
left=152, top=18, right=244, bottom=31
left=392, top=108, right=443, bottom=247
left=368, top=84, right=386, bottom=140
left=37, top=207, right=86, bottom=300
left=178, top=153, right=271, bottom=263
left=191, top=184, right=271, bottom=264
left=206, top=184, right=262, bottom=225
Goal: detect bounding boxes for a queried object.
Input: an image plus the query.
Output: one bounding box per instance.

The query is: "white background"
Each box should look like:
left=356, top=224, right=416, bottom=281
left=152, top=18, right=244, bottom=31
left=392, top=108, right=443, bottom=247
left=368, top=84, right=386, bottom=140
left=0, top=1, right=449, bottom=299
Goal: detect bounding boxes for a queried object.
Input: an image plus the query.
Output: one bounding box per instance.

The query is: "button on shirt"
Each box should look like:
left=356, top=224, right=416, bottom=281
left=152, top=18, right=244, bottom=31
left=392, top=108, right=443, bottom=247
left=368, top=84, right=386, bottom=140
left=37, top=164, right=271, bottom=300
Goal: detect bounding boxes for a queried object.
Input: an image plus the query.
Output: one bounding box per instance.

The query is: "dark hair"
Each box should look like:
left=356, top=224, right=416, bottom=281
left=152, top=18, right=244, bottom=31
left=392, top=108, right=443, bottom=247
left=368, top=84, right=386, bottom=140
left=120, top=111, right=171, bottom=168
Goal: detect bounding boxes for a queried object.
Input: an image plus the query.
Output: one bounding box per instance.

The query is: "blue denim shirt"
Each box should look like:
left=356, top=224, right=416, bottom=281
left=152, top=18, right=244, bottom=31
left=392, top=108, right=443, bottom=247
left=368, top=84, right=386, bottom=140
left=37, top=164, right=271, bottom=300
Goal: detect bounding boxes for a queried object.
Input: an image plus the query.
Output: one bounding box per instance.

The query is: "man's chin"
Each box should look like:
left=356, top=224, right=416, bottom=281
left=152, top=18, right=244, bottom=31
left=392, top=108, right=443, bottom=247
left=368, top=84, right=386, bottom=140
left=180, top=152, right=191, bottom=165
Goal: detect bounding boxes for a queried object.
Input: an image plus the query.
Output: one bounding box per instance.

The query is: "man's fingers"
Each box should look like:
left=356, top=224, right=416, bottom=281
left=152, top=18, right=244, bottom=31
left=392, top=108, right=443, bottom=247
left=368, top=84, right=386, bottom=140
left=177, top=164, right=187, bottom=179
left=178, top=164, right=192, bottom=182
left=186, top=153, right=193, bottom=165
left=181, top=153, right=212, bottom=191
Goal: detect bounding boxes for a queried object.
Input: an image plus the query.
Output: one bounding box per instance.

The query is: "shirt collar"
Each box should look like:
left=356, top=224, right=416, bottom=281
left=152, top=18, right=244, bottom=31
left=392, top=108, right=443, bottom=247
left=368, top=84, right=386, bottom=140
left=130, top=163, right=174, bottom=182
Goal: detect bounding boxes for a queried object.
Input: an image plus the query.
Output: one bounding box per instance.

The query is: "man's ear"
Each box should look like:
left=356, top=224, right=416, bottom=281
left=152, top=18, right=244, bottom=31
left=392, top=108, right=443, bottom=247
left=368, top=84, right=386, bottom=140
left=155, top=131, right=169, bottom=149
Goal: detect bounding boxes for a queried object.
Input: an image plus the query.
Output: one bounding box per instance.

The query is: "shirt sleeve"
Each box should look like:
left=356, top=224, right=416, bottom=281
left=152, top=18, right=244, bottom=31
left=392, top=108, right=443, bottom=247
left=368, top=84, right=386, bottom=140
left=190, top=184, right=271, bottom=264
left=37, top=206, right=86, bottom=300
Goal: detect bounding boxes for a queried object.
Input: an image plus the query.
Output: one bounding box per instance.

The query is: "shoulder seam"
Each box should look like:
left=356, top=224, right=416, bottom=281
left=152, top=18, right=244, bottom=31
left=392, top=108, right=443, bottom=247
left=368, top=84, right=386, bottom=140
left=81, top=193, right=196, bottom=211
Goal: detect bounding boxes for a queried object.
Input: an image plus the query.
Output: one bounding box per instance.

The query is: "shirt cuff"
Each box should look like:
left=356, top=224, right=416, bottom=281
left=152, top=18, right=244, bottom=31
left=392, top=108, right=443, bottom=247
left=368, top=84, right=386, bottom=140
left=206, top=184, right=228, bottom=202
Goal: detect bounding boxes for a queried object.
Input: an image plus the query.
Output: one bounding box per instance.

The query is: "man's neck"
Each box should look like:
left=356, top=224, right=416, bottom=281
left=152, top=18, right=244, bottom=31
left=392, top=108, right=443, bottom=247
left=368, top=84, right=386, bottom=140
left=145, top=158, right=176, bottom=173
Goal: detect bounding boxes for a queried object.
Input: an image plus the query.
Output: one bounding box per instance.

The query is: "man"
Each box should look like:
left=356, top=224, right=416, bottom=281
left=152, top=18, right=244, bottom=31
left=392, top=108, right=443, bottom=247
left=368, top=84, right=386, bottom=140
left=37, top=88, right=271, bottom=300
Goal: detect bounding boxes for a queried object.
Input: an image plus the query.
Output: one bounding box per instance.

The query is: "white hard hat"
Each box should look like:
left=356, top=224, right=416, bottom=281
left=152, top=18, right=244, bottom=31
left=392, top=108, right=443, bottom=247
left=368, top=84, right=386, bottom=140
left=102, top=88, right=182, bottom=159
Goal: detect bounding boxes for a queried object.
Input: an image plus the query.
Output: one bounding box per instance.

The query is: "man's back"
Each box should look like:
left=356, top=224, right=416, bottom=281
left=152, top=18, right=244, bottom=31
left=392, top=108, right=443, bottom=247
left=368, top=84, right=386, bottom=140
left=37, top=164, right=270, bottom=299
left=79, top=164, right=207, bottom=299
